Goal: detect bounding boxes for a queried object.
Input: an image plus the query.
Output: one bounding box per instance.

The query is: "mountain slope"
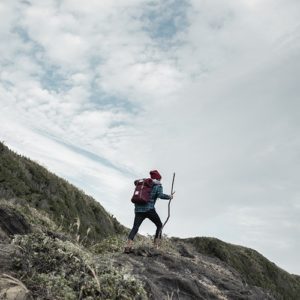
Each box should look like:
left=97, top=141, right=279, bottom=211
left=180, top=237, right=300, bottom=299
left=0, top=142, right=300, bottom=299
left=0, top=142, right=124, bottom=242
left=114, top=242, right=275, bottom=299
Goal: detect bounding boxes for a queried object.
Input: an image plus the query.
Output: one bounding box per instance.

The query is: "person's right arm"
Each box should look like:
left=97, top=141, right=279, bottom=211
left=156, top=184, right=172, bottom=200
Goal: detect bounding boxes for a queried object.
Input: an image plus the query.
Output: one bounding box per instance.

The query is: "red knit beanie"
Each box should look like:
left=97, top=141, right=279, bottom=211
left=150, top=170, right=162, bottom=180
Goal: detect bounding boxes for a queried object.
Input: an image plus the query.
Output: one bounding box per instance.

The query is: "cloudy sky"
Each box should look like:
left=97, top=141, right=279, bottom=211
left=1, top=0, right=300, bottom=274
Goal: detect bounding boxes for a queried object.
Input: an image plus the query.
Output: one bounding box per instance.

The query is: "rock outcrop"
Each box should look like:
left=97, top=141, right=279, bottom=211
left=0, top=206, right=32, bottom=237
left=0, top=274, right=32, bottom=300
left=114, top=245, right=274, bottom=299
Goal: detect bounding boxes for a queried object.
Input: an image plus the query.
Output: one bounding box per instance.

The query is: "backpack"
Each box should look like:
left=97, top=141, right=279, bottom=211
left=131, top=178, right=153, bottom=204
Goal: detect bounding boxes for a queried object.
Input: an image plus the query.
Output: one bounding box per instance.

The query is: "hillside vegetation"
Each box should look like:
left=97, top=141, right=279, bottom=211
left=1, top=141, right=300, bottom=299
left=0, top=142, right=124, bottom=243
left=181, top=237, right=300, bottom=299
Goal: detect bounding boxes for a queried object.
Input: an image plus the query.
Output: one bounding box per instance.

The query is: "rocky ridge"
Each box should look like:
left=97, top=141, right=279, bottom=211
left=114, top=244, right=274, bottom=299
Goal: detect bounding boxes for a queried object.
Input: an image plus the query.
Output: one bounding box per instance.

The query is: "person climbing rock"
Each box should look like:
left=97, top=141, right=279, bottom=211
left=124, top=170, right=174, bottom=253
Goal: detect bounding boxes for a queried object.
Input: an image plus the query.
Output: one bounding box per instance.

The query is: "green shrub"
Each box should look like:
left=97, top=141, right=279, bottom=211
left=183, top=237, right=300, bottom=300
left=13, top=232, right=147, bottom=299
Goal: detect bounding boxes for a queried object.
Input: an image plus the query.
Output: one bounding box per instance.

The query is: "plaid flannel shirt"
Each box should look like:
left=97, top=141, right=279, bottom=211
left=134, top=182, right=170, bottom=213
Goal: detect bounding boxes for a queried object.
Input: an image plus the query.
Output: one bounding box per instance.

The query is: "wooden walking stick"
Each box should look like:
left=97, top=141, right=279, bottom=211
left=160, top=172, right=176, bottom=236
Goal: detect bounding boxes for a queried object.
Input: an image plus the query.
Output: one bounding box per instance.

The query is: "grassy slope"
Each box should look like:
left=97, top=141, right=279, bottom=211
left=181, top=237, right=300, bottom=300
left=0, top=142, right=125, bottom=243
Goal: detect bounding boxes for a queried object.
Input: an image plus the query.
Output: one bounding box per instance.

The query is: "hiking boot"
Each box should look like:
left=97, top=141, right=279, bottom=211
left=153, top=238, right=161, bottom=249
left=124, top=247, right=132, bottom=254
left=124, top=239, right=133, bottom=253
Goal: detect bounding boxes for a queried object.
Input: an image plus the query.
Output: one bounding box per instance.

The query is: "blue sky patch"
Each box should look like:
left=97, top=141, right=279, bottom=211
left=40, top=66, right=72, bottom=93
left=139, top=0, right=190, bottom=44
left=88, top=80, right=140, bottom=115
left=13, top=26, right=31, bottom=43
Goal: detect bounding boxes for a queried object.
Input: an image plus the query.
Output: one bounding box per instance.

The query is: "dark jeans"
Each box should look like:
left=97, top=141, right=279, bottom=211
left=128, top=209, right=162, bottom=240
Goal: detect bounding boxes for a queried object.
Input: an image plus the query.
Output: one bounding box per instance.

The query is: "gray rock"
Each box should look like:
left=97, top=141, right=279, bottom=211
left=0, top=207, right=31, bottom=238
left=0, top=274, right=32, bottom=300
left=114, top=245, right=275, bottom=300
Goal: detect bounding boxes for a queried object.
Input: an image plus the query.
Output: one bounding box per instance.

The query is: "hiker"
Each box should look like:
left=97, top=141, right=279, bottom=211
left=124, top=170, right=174, bottom=253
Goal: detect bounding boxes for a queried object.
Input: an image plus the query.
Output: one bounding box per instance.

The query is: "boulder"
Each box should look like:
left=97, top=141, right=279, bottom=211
left=0, top=274, right=32, bottom=300
left=0, top=207, right=31, bottom=238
